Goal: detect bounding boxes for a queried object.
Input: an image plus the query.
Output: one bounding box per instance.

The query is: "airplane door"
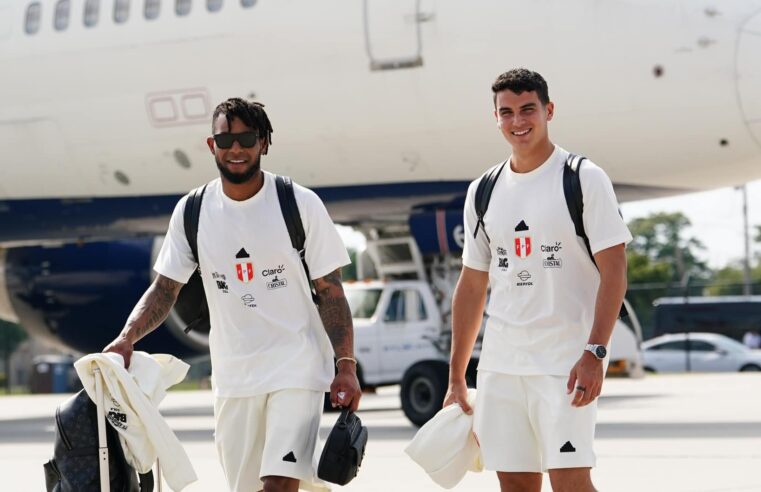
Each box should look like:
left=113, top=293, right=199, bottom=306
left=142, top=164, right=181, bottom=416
left=737, top=10, right=761, bottom=147
left=363, top=0, right=424, bottom=70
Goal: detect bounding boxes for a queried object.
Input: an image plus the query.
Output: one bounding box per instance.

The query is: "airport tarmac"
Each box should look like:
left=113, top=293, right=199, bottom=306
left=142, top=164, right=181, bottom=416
left=1, top=373, right=761, bottom=492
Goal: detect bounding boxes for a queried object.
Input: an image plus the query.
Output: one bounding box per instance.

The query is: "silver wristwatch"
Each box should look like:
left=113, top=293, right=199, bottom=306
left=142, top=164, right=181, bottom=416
left=585, top=344, right=607, bottom=360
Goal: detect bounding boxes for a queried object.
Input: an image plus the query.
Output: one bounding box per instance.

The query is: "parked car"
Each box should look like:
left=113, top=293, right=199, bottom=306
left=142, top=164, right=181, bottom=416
left=642, top=332, right=761, bottom=373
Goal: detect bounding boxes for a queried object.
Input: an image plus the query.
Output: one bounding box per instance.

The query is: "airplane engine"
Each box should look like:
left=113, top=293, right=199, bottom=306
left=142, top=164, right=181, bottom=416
left=1, top=238, right=209, bottom=358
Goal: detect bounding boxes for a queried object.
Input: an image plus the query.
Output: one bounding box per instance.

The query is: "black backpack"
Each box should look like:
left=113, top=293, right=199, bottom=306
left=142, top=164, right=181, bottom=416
left=473, top=154, right=627, bottom=318
left=44, top=390, right=154, bottom=492
left=181, top=175, right=318, bottom=334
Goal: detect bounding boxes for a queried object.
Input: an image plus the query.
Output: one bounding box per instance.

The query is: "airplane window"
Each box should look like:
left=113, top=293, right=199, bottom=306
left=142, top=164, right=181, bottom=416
left=25, top=2, right=42, bottom=35
left=207, top=0, right=222, bottom=12
left=144, top=0, right=160, bottom=20
left=114, top=0, right=130, bottom=23
left=176, top=0, right=191, bottom=16
left=83, top=0, right=100, bottom=27
left=241, top=0, right=256, bottom=8
left=54, top=0, right=70, bottom=31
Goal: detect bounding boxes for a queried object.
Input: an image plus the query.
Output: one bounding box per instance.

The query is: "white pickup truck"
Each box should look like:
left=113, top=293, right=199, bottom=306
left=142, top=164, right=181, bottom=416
left=345, top=279, right=643, bottom=426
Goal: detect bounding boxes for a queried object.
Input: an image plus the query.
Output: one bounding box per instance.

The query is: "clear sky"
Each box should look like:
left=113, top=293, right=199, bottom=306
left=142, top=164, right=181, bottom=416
left=620, top=178, right=761, bottom=269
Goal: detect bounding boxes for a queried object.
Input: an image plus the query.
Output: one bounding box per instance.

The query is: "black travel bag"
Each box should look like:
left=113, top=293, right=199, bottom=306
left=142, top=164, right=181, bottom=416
left=317, top=408, right=368, bottom=485
left=43, top=389, right=153, bottom=492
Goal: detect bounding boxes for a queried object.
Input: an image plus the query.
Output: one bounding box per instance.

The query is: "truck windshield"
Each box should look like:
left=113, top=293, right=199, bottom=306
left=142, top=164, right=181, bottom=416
left=345, top=288, right=383, bottom=319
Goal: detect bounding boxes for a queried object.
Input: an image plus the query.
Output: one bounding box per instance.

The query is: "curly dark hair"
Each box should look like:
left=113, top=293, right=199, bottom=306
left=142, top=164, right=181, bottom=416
left=491, top=68, right=550, bottom=106
left=211, top=97, right=273, bottom=147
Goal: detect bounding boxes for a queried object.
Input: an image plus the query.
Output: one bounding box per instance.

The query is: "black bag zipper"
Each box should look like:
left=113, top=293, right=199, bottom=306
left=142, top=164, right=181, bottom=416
left=54, top=406, right=73, bottom=451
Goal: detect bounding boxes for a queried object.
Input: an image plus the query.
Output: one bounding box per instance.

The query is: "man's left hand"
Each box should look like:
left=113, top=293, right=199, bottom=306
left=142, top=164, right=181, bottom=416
left=330, top=363, right=361, bottom=412
left=566, top=352, right=604, bottom=407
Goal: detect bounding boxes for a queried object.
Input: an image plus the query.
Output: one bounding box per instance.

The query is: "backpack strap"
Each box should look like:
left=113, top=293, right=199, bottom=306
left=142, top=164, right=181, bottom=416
left=183, top=184, right=206, bottom=266
left=563, top=154, right=628, bottom=318
left=563, top=154, right=595, bottom=265
left=275, top=175, right=320, bottom=305
left=473, top=161, right=506, bottom=243
left=182, top=184, right=210, bottom=334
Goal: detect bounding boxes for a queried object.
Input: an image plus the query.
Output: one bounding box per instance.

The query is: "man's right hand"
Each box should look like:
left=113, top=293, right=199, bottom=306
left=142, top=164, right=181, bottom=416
left=443, top=379, right=472, bottom=415
left=103, top=335, right=134, bottom=369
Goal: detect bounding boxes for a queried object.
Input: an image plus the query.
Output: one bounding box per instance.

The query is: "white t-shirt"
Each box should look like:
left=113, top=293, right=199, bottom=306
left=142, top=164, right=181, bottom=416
left=462, top=146, right=632, bottom=376
left=154, top=172, right=350, bottom=397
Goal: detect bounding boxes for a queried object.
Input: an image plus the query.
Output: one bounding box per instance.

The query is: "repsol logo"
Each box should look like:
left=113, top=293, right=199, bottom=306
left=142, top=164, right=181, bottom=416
left=541, top=242, right=562, bottom=252
left=262, top=265, right=285, bottom=276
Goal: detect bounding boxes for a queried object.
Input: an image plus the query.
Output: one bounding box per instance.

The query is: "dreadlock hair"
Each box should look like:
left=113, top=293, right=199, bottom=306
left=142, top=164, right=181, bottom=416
left=491, top=68, right=550, bottom=107
left=212, top=97, right=274, bottom=149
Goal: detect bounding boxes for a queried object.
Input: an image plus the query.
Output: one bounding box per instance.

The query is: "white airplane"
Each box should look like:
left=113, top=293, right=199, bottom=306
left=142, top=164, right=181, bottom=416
left=1, top=0, right=760, bottom=356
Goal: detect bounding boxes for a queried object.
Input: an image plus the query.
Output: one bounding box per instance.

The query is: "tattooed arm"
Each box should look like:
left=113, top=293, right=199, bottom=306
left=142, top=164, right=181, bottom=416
left=314, top=268, right=361, bottom=411
left=103, top=274, right=184, bottom=368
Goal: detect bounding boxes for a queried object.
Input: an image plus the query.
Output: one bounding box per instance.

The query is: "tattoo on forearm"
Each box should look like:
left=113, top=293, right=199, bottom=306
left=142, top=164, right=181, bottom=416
left=315, top=269, right=354, bottom=356
left=124, top=275, right=182, bottom=342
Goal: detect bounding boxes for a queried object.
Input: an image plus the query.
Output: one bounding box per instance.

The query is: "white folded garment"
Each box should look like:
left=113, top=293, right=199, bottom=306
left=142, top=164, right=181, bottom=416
left=75, top=351, right=197, bottom=491
left=404, top=388, right=483, bottom=489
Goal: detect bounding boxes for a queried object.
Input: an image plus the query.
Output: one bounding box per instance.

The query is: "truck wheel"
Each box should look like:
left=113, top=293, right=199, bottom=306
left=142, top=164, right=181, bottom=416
left=401, top=363, right=448, bottom=427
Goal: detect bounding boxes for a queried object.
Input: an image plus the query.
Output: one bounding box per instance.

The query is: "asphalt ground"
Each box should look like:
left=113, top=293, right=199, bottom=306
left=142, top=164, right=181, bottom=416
left=1, top=373, right=760, bottom=491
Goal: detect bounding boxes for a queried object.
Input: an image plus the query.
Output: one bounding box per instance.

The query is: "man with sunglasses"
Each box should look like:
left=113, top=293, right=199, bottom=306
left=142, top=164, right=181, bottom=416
left=104, top=98, right=360, bottom=492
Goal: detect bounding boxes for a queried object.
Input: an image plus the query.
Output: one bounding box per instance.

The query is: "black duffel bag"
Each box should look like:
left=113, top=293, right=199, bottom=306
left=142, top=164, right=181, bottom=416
left=317, top=408, right=368, bottom=485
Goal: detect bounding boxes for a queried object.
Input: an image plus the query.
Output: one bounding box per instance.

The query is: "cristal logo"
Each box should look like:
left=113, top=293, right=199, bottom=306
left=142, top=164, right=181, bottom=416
left=267, top=276, right=288, bottom=290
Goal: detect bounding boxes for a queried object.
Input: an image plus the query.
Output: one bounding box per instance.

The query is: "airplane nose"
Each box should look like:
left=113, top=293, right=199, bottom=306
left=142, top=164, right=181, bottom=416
left=737, top=11, right=761, bottom=148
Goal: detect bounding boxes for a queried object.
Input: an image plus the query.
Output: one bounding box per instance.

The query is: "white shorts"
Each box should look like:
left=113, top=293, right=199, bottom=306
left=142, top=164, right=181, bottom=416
left=214, top=389, right=325, bottom=492
left=473, top=371, right=597, bottom=473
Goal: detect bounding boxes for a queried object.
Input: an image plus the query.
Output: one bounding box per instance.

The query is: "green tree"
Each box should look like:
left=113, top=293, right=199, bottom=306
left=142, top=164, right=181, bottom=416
left=0, top=320, right=28, bottom=392
left=704, top=263, right=761, bottom=296
left=628, top=212, right=709, bottom=281
left=626, top=212, right=709, bottom=336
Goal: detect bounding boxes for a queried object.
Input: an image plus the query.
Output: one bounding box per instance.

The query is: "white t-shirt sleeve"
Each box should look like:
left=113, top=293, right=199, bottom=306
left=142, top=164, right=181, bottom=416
left=153, top=195, right=197, bottom=284
left=296, top=186, right=351, bottom=280
left=580, top=162, right=633, bottom=254
left=461, top=178, right=491, bottom=272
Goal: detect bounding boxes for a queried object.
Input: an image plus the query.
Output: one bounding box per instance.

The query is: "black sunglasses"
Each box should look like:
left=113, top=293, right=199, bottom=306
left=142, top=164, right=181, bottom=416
left=213, top=132, right=260, bottom=149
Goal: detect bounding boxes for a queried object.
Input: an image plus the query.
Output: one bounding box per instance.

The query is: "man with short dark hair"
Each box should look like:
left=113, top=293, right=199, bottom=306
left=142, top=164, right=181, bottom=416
left=104, top=98, right=361, bottom=492
left=444, top=69, right=631, bottom=492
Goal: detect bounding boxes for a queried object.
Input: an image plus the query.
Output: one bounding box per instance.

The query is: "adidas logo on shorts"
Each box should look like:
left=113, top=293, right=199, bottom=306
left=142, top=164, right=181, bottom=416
left=560, top=441, right=576, bottom=453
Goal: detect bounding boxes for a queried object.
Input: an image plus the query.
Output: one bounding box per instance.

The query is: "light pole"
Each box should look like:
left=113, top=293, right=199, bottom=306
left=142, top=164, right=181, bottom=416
left=740, top=184, right=752, bottom=296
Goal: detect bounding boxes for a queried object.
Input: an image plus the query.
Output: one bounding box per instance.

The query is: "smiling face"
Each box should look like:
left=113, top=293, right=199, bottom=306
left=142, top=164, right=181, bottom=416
left=494, top=89, right=554, bottom=154
left=207, top=114, right=268, bottom=185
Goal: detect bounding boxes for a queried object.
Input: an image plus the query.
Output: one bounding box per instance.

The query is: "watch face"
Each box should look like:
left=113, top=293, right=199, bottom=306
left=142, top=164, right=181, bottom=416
left=595, top=346, right=607, bottom=359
